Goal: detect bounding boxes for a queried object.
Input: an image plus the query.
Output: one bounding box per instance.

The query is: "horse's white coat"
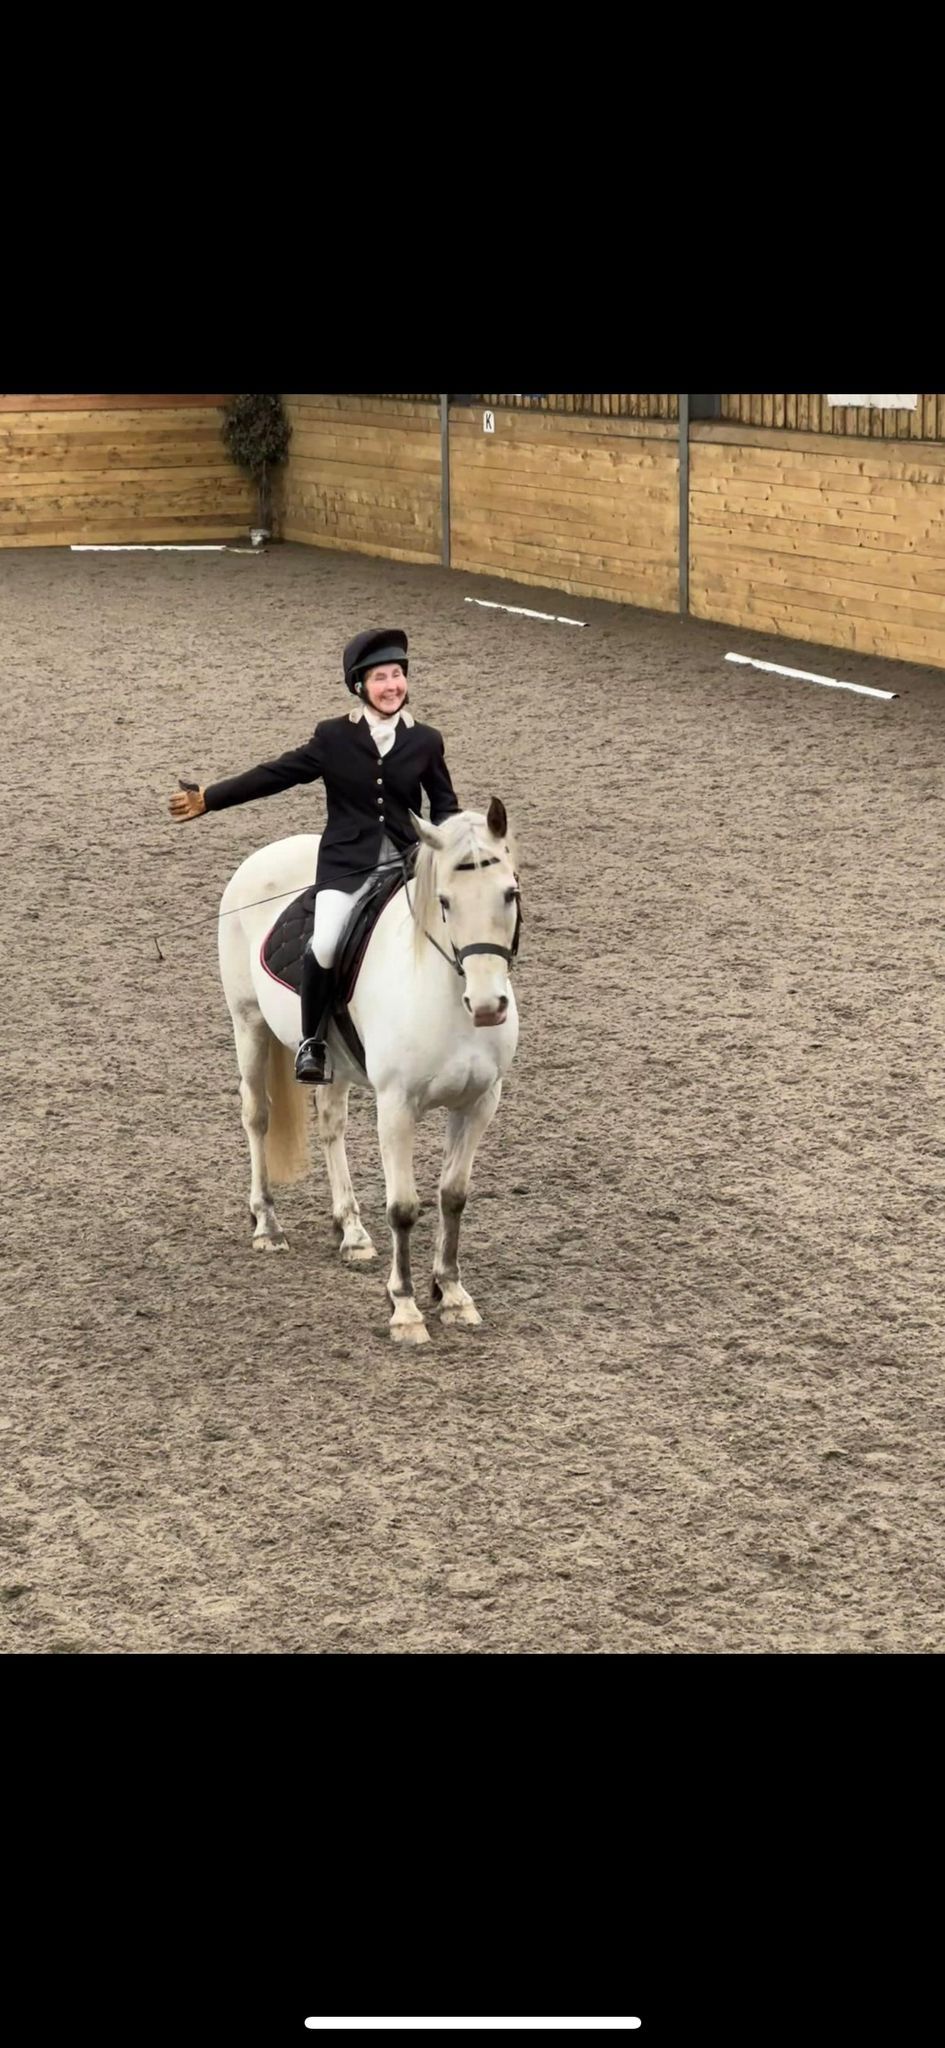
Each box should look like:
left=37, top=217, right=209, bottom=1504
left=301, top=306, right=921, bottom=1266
left=217, top=814, right=520, bottom=1341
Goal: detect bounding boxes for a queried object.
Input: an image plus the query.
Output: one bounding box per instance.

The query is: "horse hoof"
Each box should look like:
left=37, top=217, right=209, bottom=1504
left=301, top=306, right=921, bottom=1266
left=342, top=1243, right=377, bottom=1264
left=390, top=1320, right=431, bottom=1345
left=254, top=1231, right=289, bottom=1252
left=440, top=1304, right=482, bottom=1327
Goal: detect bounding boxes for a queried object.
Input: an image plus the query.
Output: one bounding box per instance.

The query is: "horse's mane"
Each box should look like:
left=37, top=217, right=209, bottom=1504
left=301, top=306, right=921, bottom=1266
left=411, top=810, right=515, bottom=959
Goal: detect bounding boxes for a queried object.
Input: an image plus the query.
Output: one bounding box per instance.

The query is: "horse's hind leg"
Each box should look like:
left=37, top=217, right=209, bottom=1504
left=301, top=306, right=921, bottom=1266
left=315, top=1079, right=376, bottom=1262
left=432, top=1083, right=502, bottom=1326
left=232, top=1006, right=288, bottom=1251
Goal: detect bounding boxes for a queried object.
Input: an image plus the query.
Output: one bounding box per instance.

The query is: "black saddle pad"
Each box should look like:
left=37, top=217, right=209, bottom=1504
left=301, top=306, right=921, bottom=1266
left=261, top=885, right=317, bottom=995
left=261, top=861, right=410, bottom=1008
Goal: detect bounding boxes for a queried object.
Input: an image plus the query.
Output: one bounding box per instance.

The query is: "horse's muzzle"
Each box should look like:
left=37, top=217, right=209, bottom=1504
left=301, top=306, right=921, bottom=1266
left=470, top=995, right=509, bottom=1027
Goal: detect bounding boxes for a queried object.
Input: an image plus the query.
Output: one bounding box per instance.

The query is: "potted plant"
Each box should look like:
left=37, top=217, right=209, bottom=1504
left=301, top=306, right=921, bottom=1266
left=221, top=394, right=292, bottom=546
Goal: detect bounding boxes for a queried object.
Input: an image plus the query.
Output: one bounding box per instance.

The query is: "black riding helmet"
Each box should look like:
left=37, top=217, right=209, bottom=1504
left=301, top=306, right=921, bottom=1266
left=343, top=628, right=409, bottom=696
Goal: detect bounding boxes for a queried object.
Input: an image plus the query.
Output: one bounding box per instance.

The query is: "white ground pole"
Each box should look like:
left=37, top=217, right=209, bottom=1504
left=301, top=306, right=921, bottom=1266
left=725, top=652, right=897, bottom=701
left=465, top=597, right=586, bottom=627
left=70, top=545, right=227, bottom=553
left=304, top=2024, right=642, bottom=2034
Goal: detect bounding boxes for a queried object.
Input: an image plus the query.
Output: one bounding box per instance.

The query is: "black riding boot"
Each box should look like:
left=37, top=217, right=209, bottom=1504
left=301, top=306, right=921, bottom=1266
left=295, top=951, right=334, bottom=1085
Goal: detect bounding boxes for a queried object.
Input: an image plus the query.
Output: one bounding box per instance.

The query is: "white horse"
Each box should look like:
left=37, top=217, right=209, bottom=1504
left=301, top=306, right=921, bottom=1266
left=217, top=800, right=521, bottom=1344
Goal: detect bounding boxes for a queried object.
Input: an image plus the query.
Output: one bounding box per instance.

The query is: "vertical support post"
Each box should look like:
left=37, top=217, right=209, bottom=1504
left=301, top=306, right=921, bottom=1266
left=440, top=393, right=451, bottom=567
left=678, top=392, right=690, bottom=616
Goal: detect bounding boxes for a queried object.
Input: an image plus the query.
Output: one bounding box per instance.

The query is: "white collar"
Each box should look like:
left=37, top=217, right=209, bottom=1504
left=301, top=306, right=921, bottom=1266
left=349, top=702, right=415, bottom=728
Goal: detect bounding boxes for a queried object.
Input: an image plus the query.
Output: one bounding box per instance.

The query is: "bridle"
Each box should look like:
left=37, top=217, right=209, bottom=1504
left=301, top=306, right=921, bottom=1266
left=405, top=853, right=522, bottom=981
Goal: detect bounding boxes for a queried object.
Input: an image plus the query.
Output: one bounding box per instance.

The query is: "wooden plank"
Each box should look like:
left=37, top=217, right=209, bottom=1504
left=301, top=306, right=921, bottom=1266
left=284, top=510, right=438, bottom=542
left=281, top=530, right=439, bottom=566
left=690, top=480, right=910, bottom=514
left=285, top=491, right=437, bottom=523
left=693, top=567, right=945, bottom=628
left=468, top=450, right=679, bottom=485
left=285, top=392, right=437, bottom=411
left=0, top=526, right=250, bottom=547
left=0, top=451, right=235, bottom=482
left=451, top=484, right=678, bottom=525
left=451, top=516, right=676, bottom=562
left=446, top=408, right=676, bottom=443
left=287, top=408, right=438, bottom=435
left=0, top=487, right=252, bottom=522
left=451, top=508, right=678, bottom=545
left=284, top=486, right=435, bottom=517
left=689, top=452, right=945, bottom=495
left=449, top=552, right=676, bottom=610
left=451, top=464, right=677, bottom=502
left=688, top=466, right=919, bottom=505
left=286, top=409, right=437, bottom=437
left=288, top=434, right=439, bottom=467
left=690, top=509, right=931, bottom=553
left=0, top=394, right=232, bottom=411
left=451, top=433, right=677, bottom=469
left=449, top=550, right=677, bottom=599
left=451, top=434, right=678, bottom=471
left=692, top=514, right=937, bottom=555
left=684, top=503, right=942, bottom=544
left=0, top=473, right=251, bottom=511
left=453, top=558, right=676, bottom=606
left=0, top=405, right=230, bottom=432
left=689, top=457, right=945, bottom=501
left=0, top=415, right=226, bottom=439
left=692, top=537, right=945, bottom=596
left=451, top=517, right=675, bottom=563
left=0, top=465, right=250, bottom=497
left=449, top=459, right=676, bottom=497
left=690, top=444, right=945, bottom=483
left=690, top=421, right=945, bottom=461
left=452, top=463, right=678, bottom=500
left=285, top=486, right=436, bottom=520
left=286, top=472, right=440, bottom=501
left=691, top=588, right=945, bottom=667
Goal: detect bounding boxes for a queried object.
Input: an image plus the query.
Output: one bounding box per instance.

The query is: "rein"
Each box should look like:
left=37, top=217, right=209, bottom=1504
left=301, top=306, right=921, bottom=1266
left=215, top=849, right=523, bottom=982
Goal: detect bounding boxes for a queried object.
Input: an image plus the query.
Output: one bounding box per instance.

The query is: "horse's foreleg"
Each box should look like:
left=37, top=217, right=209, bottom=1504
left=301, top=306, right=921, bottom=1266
left=315, top=1079, right=376, bottom=1262
left=232, top=1008, right=288, bottom=1250
left=376, top=1094, right=429, bottom=1344
left=432, top=1083, right=502, bottom=1325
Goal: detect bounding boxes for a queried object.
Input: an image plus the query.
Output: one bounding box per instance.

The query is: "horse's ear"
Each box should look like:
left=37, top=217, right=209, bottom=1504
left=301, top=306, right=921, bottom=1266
left=409, top=809, right=445, bottom=850
left=487, top=796, right=508, bottom=841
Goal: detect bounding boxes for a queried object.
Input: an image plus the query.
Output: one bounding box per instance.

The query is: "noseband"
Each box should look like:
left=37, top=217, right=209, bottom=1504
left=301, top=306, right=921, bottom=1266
left=408, top=854, right=522, bottom=980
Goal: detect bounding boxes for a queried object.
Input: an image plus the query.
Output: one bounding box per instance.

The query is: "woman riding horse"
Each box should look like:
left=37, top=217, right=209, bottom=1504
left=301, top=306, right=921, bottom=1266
left=168, top=628, right=461, bottom=1084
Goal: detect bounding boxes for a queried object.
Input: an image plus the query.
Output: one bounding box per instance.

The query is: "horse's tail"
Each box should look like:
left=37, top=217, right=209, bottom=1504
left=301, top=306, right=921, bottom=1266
left=265, top=1029, right=311, bottom=1185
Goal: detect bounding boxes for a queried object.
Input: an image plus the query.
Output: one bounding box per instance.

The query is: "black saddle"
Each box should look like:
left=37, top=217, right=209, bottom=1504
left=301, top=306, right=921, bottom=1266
left=261, top=860, right=411, bottom=1073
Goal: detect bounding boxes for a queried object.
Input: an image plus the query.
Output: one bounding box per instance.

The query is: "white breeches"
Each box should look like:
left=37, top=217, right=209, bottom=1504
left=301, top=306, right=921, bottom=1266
left=311, top=880, right=375, bottom=968
left=311, top=835, right=403, bottom=967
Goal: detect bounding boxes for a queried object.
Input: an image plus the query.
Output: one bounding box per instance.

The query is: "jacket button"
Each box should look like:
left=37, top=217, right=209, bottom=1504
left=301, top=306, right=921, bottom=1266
left=376, top=777, right=382, bottom=785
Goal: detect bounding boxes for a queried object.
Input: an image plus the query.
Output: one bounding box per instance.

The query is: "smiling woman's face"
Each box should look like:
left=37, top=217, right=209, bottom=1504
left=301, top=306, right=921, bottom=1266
left=362, top=663, right=407, bottom=715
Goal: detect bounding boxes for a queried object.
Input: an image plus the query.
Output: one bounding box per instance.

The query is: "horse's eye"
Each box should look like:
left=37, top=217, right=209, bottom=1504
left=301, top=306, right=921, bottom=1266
left=504, top=887, right=518, bottom=905
left=438, top=895, right=451, bottom=911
